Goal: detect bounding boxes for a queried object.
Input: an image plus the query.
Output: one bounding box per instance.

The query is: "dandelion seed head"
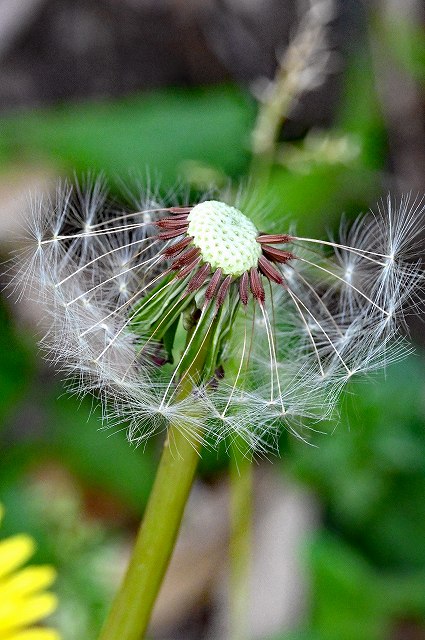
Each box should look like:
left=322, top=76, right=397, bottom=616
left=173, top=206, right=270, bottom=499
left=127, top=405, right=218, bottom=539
left=7, top=178, right=423, bottom=453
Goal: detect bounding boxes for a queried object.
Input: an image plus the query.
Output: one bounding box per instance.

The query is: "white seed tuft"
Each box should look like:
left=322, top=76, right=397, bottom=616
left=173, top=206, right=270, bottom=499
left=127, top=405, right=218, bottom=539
left=8, top=182, right=423, bottom=453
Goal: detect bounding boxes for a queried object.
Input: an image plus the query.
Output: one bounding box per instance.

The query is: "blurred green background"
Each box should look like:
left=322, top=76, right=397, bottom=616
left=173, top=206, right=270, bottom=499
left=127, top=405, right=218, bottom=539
left=0, top=1, right=424, bottom=638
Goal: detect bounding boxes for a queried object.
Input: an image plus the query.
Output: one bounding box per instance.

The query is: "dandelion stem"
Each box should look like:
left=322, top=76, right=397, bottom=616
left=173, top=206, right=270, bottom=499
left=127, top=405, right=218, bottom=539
left=98, top=330, right=210, bottom=640
left=98, top=424, right=201, bottom=640
left=229, top=437, right=253, bottom=640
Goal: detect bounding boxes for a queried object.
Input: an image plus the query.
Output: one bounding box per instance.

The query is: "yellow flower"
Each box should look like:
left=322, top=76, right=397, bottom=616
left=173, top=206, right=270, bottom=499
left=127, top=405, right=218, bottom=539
left=0, top=505, right=61, bottom=640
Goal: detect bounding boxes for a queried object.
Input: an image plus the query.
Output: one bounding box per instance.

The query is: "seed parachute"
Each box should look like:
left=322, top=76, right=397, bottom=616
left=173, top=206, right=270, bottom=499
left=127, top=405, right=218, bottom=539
left=12, top=181, right=424, bottom=453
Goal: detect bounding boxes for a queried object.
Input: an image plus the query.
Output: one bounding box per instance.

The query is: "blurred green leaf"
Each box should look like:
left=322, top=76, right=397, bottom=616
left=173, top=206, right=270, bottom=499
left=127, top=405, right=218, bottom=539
left=288, top=356, right=425, bottom=569
left=305, top=534, right=425, bottom=640
left=46, top=391, right=157, bottom=515
left=337, top=54, right=387, bottom=171
left=249, top=52, right=387, bottom=236
left=1, top=383, right=158, bottom=517
left=381, top=17, right=425, bottom=84
left=0, top=298, right=35, bottom=425
left=309, top=535, right=386, bottom=640
left=252, top=163, right=381, bottom=237
left=0, top=86, right=255, bottom=185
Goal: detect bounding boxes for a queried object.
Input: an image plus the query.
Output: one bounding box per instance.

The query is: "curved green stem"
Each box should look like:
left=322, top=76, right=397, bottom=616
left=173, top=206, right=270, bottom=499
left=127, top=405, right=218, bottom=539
left=229, top=438, right=253, bottom=640
left=99, top=423, right=201, bottom=640
left=99, top=319, right=209, bottom=640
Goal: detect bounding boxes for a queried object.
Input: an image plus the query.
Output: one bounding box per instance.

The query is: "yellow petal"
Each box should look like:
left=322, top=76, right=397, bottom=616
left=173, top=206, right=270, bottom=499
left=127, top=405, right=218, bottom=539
left=0, top=567, right=57, bottom=600
left=0, top=593, right=58, bottom=636
left=2, top=630, right=61, bottom=640
left=0, top=536, right=35, bottom=580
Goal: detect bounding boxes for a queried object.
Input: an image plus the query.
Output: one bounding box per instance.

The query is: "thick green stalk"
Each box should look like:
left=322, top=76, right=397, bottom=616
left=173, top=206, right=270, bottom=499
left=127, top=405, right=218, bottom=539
left=99, top=326, right=208, bottom=640
left=229, top=438, right=253, bottom=640
left=98, top=423, right=201, bottom=640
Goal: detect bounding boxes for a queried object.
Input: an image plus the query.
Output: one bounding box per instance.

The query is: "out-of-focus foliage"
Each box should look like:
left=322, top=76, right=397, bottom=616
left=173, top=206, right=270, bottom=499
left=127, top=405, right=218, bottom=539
left=273, top=357, right=425, bottom=640
left=268, top=356, right=425, bottom=640
left=252, top=54, right=387, bottom=235
left=275, top=533, right=425, bottom=640
left=0, top=389, right=157, bottom=520
left=381, top=16, right=425, bottom=84
left=308, top=534, right=425, bottom=640
left=289, top=357, right=425, bottom=570
left=0, top=12, right=424, bottom=637
left=0, top=87, right=255, bottom=186
left=0, top=299, right=34, bottom=426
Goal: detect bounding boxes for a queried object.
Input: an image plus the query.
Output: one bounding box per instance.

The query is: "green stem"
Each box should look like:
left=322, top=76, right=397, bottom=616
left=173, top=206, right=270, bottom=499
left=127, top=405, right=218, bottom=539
left=99, top=424, right=201, bottom=640
left=99, top=323, right=209, bottom=640
left=229, top=439, right=253, bottom=640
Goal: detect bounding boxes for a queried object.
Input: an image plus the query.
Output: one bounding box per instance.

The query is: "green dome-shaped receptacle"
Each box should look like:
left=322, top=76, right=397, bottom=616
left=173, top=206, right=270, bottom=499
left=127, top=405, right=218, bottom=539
left=187, top=201, right=261, bottom=277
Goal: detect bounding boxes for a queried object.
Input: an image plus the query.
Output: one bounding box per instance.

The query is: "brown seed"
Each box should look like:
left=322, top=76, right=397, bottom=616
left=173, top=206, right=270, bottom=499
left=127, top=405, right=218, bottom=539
left=256, top=234, right=292, bottom=244
left=158, top=228, right=188, bottom=240
left=239, top=271, right=249, bottom=305
left=186, top=263, right=211, bottom=293
left=171, top=246, right=201, bottom=269
left=163, top=236, right=193, bottom=257
left=249, top=267, right=265, bottom=303
left=216, top=275, right=233, bottom=308
left=205, top=268, right=223, bottom=302
left=169, top=206, right=192, bottom=214
left=177, top=256, right=202, bottom=278
left=258, top=256, right=284, bottom=284
left=262, top=246, right=295, bottom=264
left=156, top=217, right=189, bottom=229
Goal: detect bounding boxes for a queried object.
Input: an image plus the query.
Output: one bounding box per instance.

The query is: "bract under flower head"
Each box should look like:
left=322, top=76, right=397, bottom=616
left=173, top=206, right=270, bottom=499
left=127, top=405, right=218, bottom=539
left=13, top=182, right=424, bottom=453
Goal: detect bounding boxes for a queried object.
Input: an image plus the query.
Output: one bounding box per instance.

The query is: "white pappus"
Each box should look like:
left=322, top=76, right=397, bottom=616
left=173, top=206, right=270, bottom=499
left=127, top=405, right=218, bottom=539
left=11, top=180, right=424, bottom=454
